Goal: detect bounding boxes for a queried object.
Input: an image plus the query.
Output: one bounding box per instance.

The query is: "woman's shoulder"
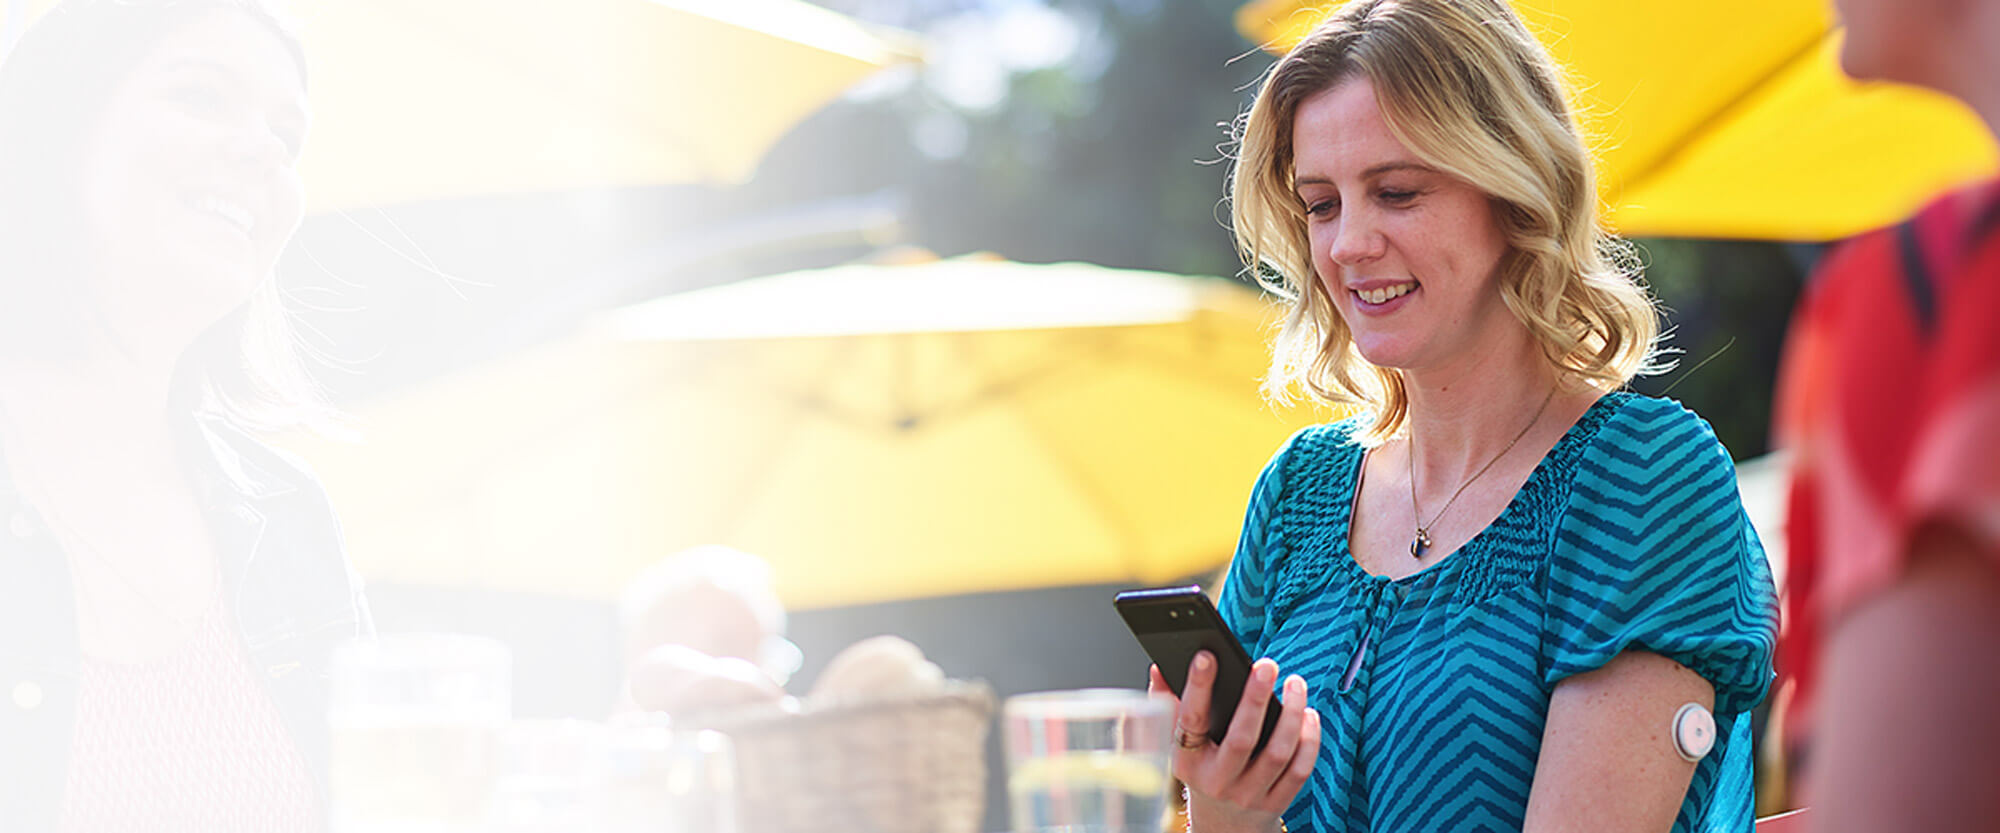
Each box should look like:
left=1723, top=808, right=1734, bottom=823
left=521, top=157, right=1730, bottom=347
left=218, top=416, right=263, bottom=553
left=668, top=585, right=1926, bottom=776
left=1286, top=415, right=1369, bottom=456
left=1578, top=391, right=1725, bottom=459
left=1236, top=417, right=1368, bottom=517
left=1268, top=415, right=1368, bottom=479
left=1562, top=391, right=1739, bottom=513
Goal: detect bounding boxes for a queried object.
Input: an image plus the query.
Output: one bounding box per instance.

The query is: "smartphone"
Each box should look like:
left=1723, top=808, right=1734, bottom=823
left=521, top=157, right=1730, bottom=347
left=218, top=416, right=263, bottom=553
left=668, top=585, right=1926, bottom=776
left=1113, top=584, right=1280, bottom=754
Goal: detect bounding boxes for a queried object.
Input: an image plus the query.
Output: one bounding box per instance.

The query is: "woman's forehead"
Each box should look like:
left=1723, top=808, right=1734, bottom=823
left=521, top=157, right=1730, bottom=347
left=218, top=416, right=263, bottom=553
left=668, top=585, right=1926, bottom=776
left=1292, top=78, right=1423, bottom=182
left=126, top=12, right=306, bottom=107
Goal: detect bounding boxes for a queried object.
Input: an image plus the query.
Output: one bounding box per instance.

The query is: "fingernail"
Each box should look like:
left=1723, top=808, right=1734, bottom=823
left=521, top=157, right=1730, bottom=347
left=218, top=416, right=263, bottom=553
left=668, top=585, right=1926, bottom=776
left=1257, top=662, right=1277, bottom=683
left=1286, top=674, right=1306, bottom=696
left=1194, top=653, right=1212, bottom=672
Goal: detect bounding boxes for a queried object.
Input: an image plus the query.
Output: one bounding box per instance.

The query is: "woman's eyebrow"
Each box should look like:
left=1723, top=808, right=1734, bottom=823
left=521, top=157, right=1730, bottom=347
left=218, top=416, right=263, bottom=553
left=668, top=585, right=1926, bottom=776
left=1295, top=161, right=1439, bottom=189
left=158, top=57, right=309, bottom=122
left=1361, top=161, right=1437, bottom=178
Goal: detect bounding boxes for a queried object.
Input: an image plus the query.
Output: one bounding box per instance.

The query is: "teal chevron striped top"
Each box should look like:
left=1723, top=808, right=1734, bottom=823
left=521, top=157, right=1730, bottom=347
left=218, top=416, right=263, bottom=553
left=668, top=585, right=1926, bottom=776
left=1219, top=392, right=1777, bottom=832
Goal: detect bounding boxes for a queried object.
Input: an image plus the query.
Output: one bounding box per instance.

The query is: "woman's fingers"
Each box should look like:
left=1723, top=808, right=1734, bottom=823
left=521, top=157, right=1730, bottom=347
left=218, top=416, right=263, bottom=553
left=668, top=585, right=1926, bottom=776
left=1170, top=651, right=1220, bottom=782
left=1265, top=707, right=1321, bottom=810
left=1173, top=655, right=1321, bottom=816
left=1176, top=651, right=1217, bottom=745
left=1241, top=674, right=1308, bottom=797
left=1214, top=658, right=1280, bottom=775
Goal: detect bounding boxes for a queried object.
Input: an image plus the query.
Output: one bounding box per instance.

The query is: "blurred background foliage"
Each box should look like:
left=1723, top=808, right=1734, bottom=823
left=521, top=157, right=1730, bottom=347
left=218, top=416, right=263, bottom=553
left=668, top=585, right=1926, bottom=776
left=287, top=0, right=1809, bottom=454
left=750, top=0, right=1808, bottom=459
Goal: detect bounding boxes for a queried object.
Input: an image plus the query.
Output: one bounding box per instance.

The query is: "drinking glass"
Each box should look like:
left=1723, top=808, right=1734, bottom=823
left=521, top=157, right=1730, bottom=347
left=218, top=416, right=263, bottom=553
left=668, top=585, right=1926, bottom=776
left=1003, top=688, right=1176, bottom=833
left=328, top=633, right=512, bottom=833
left=601, top=722, right=738, bottom=833
left=485, top=718, right=609, bottom=832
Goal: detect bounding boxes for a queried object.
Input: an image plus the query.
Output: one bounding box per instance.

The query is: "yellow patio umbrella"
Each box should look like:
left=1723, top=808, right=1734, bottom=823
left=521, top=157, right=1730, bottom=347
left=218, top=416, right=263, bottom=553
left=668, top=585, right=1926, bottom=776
left=1234, top=0, right=1997, bottom=241
left=3, top=0, right=919, bottom=210
left=277, top=257, right=1340, bottom=611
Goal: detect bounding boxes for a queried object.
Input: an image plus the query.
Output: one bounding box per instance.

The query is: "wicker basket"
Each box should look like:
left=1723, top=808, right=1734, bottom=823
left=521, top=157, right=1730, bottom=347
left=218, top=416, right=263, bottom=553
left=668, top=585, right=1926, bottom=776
left=702, top=681, right=996, bottom=833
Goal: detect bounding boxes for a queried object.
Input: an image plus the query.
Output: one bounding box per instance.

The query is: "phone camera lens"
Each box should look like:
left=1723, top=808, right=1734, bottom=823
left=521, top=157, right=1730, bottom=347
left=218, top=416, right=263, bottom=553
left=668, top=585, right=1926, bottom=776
left=1169, top=610, right=1180, bottom=618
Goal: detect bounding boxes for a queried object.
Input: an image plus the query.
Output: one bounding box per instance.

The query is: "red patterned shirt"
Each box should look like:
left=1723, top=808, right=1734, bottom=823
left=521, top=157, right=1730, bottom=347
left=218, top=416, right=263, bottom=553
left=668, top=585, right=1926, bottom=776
left=1776, top=178, right=2000, bottom=751
left=60, top=590, right=320, bottom=832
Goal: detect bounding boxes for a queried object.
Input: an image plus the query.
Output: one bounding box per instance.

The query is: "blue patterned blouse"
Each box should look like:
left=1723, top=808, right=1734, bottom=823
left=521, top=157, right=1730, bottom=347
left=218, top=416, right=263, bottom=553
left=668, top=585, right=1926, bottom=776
left=1218, top=392, right=1777, bottom=832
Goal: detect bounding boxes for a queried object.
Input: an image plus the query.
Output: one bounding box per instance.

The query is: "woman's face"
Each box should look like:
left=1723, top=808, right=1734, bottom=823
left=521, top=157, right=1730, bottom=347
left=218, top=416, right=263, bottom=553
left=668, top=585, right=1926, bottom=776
left=1292, top=77, right=1515, bottom=374
left=1832, top=0, right=1941, bottom=85
left=74, top=10, right=307, bottom=343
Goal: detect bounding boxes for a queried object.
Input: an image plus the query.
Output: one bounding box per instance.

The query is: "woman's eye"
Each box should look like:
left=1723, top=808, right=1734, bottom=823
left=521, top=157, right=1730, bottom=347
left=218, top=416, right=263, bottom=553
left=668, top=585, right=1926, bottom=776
left=1305, top=199, right=1339, bottom=217
left=1379, top=189, right=1418, bottom=205
left=167, top=83, right=232, bottom=120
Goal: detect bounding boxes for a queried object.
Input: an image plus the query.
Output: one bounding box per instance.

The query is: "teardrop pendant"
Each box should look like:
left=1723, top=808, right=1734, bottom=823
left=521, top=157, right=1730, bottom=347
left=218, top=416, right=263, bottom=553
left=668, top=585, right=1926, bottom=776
left=1411, top=527, right=1432, bottom=559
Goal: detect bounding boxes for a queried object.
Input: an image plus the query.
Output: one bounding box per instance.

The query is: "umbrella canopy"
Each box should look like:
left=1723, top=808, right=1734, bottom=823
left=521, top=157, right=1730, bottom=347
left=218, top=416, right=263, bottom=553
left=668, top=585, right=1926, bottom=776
left=278, top=257, right=1340, bottom=611
left=1234, top=0, right=1997, bottom=241
left=3, top=0, right=918, bottom=210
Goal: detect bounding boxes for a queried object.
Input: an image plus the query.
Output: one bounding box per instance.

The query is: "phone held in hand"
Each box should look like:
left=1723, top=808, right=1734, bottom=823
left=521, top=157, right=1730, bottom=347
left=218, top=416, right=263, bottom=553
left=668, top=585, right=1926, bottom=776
left=1113, top=585, right=1280, bottom=755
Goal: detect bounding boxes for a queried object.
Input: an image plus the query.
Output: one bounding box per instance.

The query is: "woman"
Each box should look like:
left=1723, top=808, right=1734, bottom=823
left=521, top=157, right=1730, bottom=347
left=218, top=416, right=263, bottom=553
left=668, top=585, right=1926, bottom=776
left=0, top=1, right=369, bottom=829
left=1775, top=0, right=2000, bottom=828
left=1147, top=1, right=1778, bottom=830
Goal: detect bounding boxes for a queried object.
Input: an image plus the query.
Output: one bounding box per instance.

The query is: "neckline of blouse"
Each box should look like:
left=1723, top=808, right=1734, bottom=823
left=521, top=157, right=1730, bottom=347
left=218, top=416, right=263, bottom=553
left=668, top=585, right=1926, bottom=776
left=1332, top=390, right=1631, bottom=589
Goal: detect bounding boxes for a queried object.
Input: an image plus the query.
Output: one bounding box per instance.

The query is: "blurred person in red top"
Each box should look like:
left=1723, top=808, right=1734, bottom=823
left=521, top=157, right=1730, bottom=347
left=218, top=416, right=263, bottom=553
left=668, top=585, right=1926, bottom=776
left=1774, top=0, right=2000, bottom=828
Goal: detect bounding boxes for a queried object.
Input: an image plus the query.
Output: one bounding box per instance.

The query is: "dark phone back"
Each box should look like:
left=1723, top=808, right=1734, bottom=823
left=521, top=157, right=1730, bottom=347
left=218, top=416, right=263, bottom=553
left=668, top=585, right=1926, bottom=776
left=1114, top=585, right=1279, bottom=752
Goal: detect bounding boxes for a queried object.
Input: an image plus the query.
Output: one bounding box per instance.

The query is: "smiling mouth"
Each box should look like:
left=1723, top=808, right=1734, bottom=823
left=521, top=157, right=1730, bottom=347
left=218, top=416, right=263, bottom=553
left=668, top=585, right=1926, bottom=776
left=182, top=193, right=257, bottom=236
left=1355, top=282, right=1417, bottom=304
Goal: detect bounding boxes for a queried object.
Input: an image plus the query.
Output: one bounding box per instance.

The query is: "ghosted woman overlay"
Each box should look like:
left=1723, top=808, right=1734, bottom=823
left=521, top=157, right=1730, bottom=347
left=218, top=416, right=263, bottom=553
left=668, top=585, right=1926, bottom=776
left=0, top=1, right=370, bottom=829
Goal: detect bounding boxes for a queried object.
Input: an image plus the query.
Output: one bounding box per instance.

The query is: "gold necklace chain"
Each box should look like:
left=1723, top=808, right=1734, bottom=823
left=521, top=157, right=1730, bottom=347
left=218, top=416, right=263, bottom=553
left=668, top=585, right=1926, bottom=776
left=1407, top=384, right=1557, bottom=559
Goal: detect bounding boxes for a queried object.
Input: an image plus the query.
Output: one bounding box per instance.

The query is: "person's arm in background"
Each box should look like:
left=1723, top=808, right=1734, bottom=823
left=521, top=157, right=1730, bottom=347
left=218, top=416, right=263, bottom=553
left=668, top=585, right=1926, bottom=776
left=1809, top=522, right=2000, bottom=832
left=1523, top=651, right=1713, bottom=833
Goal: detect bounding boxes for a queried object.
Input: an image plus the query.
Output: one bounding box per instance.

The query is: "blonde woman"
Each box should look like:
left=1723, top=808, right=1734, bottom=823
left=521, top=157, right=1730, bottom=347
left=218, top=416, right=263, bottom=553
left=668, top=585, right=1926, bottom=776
left=1146, top=1, right=1777, bottom=830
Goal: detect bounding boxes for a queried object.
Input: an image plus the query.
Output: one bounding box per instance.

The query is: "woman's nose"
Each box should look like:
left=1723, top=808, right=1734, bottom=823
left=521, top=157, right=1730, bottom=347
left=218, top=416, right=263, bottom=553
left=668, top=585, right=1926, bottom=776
left=1329, top=210, right=1384, bottom=267
left=224, top=122, right=291, bottom=170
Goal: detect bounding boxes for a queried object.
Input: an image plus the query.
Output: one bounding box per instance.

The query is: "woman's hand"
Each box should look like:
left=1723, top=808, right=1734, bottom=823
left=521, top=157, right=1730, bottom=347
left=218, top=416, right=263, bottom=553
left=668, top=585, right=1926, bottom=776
left=1149, top=652, right=1320, bottom=833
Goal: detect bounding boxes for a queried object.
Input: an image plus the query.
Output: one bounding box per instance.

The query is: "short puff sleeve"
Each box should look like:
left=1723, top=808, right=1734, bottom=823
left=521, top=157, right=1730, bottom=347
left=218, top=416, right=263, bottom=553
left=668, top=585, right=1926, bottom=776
left=1542, top=400, right=1778, bottom=715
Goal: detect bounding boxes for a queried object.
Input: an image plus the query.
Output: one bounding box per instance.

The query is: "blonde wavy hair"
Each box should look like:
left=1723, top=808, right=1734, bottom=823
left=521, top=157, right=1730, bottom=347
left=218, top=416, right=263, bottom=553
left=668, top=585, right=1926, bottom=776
left=1230, top=0, right=1663, bottom=443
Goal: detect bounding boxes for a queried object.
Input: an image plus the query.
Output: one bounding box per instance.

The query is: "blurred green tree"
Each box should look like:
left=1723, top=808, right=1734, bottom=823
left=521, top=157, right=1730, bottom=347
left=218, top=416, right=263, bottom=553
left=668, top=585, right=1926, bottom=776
left=751, top=0, right=1806, bottom=458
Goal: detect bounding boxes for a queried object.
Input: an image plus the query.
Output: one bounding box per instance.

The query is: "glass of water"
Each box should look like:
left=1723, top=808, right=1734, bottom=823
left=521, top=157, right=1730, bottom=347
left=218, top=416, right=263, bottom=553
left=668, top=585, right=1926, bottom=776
left=328, top=633, right=512, bottom=833
left=1003, top=688, right=1176, bottom=833
left=600, top=722, right=737, bottom=833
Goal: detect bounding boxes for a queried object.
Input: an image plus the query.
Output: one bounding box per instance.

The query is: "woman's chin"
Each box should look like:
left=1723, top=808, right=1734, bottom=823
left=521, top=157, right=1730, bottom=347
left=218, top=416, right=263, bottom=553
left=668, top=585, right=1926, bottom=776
left=1350, top=337, right=1420, bottom=371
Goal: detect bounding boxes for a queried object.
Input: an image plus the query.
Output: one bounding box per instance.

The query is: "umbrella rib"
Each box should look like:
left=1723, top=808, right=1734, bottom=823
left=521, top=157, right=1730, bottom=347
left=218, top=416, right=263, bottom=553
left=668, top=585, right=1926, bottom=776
left=1613, top=28, right=1834, bottom=206
left=910, top=324, right=1273, bottom=436
left=781, top=329, right=1107, bottom=439
left=1006, top=374, right=1153, bottom=584
left=1104, top=338, right=1280, bottom=403
left=696, top=336, right=924, bottom=439
left=672, top=337, right=869, bottom=543
left=941, top=329, right=1156, bottom=580
left=891, top=329, right=1122, bottom=434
